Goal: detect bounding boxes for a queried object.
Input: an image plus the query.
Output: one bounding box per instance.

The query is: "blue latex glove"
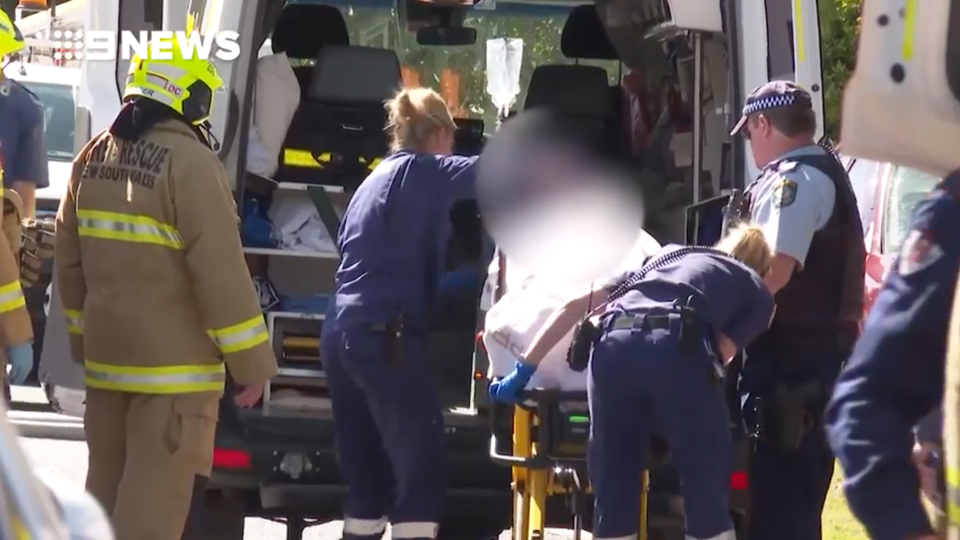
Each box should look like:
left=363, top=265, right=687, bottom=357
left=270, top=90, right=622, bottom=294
left=488, top=362, right=537, bottom=404
left=7, top=342, right=33, bottom=385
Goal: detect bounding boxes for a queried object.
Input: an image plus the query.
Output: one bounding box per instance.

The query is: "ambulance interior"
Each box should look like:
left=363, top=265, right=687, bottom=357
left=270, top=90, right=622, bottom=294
left=231, top=0, right=736, bottom=418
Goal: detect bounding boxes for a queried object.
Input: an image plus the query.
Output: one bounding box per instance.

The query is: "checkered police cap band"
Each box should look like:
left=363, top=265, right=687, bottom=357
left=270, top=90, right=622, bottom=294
left=742, top=94, right=797, bottom=116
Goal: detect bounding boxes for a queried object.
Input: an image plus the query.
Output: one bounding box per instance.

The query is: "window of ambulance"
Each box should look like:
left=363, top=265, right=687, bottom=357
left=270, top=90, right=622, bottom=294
left=316, top=0, right=620, bottom=132
left=881, top=166, right=940, bottom=255
left=841, top=156, right=881, bottom=232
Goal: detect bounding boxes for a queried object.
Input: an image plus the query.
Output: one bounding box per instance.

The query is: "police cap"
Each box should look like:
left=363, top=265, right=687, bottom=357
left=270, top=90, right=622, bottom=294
left=730, top=80, right=814, bottom=136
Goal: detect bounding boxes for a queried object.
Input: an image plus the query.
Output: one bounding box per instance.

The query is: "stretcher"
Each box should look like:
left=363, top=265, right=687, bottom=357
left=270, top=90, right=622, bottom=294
left=488, top=390, right=649, bottom=540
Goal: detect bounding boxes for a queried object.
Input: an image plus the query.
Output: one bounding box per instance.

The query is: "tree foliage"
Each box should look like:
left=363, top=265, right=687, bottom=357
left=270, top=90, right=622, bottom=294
left=818, top=0, right=861, bottom=139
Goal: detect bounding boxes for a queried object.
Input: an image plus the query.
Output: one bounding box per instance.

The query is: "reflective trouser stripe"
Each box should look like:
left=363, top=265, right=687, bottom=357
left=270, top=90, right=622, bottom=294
left=687, top=530, right=737, bottom=540
left=84, top=360, right=225, bottom=393
left=391, top=522, right=439, bottom=539
left=342, top=517, right=387, bottom=536
left=64, top=309, right=82, bottom=334
left=208, top=315, right=270, bottom=354
left=947, top=467, right=960, bottom=523
left=0, top=281, right=25, bottom=313
left=595, top=535, right=636, bottom=540
left=77, top=209, right=184, bottom=249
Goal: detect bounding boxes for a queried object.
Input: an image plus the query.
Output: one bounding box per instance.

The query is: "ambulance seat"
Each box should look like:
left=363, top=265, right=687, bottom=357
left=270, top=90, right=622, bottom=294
left=523, top=64, right=617, bottom=154
left=270, top=4, right=350, bottom=95
left=454, top=118, right=485, bottom=155
left=274, top=45, right=402, bottom=190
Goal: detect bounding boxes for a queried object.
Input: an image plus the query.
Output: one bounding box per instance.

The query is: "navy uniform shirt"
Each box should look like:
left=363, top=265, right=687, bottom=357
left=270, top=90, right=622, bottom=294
left=333, top=152, right=477, bottom=324
left=609, top=245, right=775, bottom=349
left=749, top=146, right=836, bottom=267
left=0, top=79, right=49, bottom=189
left=825, top=173, right=960, bottom=540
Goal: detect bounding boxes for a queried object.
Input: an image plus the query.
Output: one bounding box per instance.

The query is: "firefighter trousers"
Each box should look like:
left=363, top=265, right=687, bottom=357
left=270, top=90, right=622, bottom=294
left=84, top=388, right=221, bottom=540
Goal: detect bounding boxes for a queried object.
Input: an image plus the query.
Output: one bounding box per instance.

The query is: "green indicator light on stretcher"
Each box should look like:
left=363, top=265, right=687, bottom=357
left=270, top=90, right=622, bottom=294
left=568, top=415, right=589, bottom=424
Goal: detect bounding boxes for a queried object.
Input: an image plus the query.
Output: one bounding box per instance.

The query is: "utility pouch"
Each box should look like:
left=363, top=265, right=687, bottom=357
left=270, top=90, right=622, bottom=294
left=567, top=318, right=600, bottom=372
left=770, top=381, right=822, bottom=450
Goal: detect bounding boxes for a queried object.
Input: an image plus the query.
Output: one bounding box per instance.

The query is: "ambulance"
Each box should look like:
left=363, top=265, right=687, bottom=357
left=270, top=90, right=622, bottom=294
left=39, top=0, right=831, bottom=538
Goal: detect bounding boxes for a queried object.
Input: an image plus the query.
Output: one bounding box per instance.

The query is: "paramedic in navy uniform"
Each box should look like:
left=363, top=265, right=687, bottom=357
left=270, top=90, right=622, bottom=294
left=824, top=172, right=960, bottom=540
left=728, top=81, right=865, bottom=540
left=322, top=87, right=477, bottom=540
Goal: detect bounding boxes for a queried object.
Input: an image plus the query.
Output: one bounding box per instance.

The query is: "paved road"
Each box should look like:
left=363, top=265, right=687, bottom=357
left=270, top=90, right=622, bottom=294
left=7, top=386, right=587, bottom=540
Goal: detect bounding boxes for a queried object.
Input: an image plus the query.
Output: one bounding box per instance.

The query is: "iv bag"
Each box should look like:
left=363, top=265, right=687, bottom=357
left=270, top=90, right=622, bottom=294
left=485, top=38, right=524, bottom=114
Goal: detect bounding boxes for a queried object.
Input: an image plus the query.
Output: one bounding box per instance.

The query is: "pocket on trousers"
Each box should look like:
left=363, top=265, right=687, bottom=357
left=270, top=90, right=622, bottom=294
left=163, top=394, right=220, bottom=476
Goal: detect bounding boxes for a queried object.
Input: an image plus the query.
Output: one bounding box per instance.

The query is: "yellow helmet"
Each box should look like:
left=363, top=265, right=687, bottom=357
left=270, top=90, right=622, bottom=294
left=0, top=11, right=25, bottom=58
left=123, top=35, right=224, bottom=125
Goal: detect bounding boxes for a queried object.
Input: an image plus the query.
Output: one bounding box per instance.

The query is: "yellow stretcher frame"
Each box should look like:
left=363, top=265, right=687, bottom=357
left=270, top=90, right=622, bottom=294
left=489, top=391, right=649, bottom=540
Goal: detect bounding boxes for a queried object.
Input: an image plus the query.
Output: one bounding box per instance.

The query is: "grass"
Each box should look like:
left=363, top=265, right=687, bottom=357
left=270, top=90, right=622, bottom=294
left=822, top=467, right=869, bottom=540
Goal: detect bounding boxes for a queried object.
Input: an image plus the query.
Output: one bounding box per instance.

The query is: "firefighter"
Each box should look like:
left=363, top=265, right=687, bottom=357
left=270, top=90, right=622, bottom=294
left=0, top=10, right=48, bottom=217
left=0, top=11, right=44, bottom=394
left=322, top=87, right=477, bottom=540
left=55, top=37, right=278, bottom=540
left=825, top=171, right=960, bottom=540
left=728, top=81, right=865, bottom=540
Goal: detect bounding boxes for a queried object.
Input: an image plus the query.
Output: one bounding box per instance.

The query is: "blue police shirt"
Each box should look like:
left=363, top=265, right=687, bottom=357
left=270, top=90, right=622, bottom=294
left=825, top=174, right=960, bottom=540
left=612, top=245, right=775, bottom=348
left=749, top=146, right=836, bottom=266
left=333, top=152, right=477, bottom=324
left=0, top=79, right=49, bottom=189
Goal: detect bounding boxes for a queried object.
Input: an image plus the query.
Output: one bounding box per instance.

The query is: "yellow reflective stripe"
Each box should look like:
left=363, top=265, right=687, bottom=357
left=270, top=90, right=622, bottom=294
left=282, top=149, right=322, bottom=168
left=77, top=210, right=183, bottom=249
left=207, top=315, right=269, bottom=354
left=84, top=360, right=225, bottom=394
left=0, top=281, right=25, bottom=314
left=791, top=0, right=805, bottom=63
left=64, top=308, right=83, bottom=334
left=902, top=0, right=916, bottom=60
left=947, top=467, right=960, bottom=523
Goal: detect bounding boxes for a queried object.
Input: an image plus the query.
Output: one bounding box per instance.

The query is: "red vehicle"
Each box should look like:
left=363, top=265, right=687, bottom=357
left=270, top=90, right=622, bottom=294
left=842, top=156, right=940, bottom=316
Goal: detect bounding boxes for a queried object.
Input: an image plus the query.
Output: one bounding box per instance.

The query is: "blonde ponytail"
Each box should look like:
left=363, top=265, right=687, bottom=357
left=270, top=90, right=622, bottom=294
left=385, top=87, right=457, bottom=152
left=714, top=223, right=774, bottom=276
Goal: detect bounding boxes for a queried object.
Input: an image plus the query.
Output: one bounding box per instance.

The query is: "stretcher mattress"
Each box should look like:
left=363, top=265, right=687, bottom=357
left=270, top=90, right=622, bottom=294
left=484, top=230, right=661, bottom=391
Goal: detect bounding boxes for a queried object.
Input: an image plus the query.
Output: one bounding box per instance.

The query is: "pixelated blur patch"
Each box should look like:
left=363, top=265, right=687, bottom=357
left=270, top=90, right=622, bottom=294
left=898, top=230, right=943, bottom=276
left=476, top=110, right=645, bottom=286
left=772, top=179, right=797, bottom=208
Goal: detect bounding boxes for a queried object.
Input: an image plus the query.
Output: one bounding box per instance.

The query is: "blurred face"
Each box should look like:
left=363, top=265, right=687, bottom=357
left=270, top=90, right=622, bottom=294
left=744, top=114, right=779, bottom=168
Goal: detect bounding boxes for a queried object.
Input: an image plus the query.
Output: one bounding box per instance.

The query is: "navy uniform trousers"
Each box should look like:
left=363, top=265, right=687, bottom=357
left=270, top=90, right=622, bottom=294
left=322, top=323, right=447, bottom=540
left=589, top=312, right=734, bottom=540
left=738, top=337, right=845, bottom=540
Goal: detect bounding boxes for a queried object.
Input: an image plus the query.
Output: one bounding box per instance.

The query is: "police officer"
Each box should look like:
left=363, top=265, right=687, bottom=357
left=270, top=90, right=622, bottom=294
left=0, top=12, right=41, bottom=391
left=824, top=172, right=960, bottom=540
left=490, top=224, right=777, bottom=540
left=56, top=37, right=278, bottom=540
left=728, top=81, right=865, bottom=540
left=322, top=87, right=477, bottom=540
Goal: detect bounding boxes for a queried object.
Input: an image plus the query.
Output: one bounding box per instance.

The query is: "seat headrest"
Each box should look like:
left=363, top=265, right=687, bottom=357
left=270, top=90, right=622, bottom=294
left=524, top=65, right=612, bottom=119
left=309, top=46, right=402, bottom=105
left=272, top=4, right=349, bottom=59
left=560, top=5, right=618, bottom=60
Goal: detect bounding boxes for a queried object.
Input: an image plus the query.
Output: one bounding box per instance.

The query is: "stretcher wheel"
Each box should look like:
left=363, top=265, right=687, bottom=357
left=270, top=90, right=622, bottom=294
left=488, top=390, right=650, bottom=540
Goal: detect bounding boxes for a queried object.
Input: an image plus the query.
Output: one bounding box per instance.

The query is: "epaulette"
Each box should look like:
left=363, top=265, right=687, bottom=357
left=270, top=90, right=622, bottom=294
left=777, top=160, right=799, bottom=174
